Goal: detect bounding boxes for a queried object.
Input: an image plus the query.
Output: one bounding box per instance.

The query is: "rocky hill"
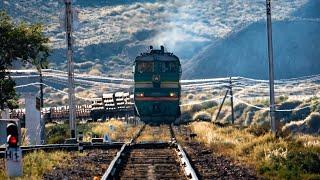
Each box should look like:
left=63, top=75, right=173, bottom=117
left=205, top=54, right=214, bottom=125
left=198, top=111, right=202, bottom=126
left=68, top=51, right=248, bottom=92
left=1, top=0, right=313, bottom=79
left=183, top=0, right=320, bottom=79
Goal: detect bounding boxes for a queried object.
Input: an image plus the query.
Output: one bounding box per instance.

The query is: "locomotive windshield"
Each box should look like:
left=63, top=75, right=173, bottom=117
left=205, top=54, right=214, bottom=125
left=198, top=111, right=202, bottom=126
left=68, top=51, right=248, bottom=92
left=161, top=61, right=179, bottom=73
left=137, top=62, right=154, bottom=73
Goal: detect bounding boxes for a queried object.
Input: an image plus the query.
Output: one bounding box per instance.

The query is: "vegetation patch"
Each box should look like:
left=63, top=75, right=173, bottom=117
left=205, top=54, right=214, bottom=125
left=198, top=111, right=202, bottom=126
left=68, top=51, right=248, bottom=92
left=45, top=119, right=142, bottom=143
left=190, top=121, right=320, bottom=179
left=136, top=125, right=171, bottom=142
left=0, top=150, right=71, bottom=179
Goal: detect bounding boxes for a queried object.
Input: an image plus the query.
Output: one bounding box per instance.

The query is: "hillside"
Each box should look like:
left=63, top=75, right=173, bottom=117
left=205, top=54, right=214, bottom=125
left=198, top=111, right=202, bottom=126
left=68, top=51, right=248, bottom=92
left=183, top=0, right=320, bottom=79
left=1, top=0, right=309, bottom=78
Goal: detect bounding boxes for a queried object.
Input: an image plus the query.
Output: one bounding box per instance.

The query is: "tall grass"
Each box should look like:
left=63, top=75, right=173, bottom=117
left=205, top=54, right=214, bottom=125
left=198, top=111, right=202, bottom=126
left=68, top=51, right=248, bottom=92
left=90, top=119, right=142, bottom=142
left=45, top=119, right=142, bottom=143
left=136, top=125, right=171, bottom=142
left=190, top=122, right=320, bottom=179
left=0, top=150, right=71, bottom=179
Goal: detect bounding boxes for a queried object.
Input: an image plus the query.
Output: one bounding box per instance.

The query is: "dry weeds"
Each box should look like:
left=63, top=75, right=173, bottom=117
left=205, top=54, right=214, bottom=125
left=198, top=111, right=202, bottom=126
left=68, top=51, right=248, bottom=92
left=189, top=121, right=320, bottom=179
left=0, top=150, right=71, bottom=179
left=136, top=125, right=171, bottom=142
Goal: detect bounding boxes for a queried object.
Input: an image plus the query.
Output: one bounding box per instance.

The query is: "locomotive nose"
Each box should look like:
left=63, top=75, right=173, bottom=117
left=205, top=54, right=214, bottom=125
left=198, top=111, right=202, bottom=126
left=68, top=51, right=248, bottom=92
left=152, top=103, right=166, bottom=114
left=153, top=104, right=160, bottom=113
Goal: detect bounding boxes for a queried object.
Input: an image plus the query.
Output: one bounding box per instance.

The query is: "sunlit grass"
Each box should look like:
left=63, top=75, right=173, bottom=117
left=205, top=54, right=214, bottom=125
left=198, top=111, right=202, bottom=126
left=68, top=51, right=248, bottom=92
left=90, top=119, right=142, bottom=142
left=136, top=125, right=171, bottom=142
left=0, top=150, right=71, bottom=179
left=45, top=119, right=142, bottom=143
left=190, top=121, right=320, bottom=179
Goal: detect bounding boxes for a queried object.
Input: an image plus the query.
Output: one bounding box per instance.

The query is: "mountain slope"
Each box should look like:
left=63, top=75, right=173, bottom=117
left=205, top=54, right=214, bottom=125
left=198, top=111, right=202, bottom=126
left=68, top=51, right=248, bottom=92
left=183, top=1, right=320, bottom=79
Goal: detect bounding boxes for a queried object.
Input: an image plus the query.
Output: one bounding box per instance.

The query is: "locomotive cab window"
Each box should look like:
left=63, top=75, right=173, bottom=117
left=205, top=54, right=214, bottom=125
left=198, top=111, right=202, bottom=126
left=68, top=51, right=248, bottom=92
left=161, top=61, right=178, bottom=73
left=137, top=62, right=154, bottom=73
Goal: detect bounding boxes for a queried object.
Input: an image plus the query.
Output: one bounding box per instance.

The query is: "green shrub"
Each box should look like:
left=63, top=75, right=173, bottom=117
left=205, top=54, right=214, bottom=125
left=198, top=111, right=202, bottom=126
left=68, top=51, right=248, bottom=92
left=277, top=95, right=289, bottom=103
left=277, top=100, right=302, bottom=122
left=186, top=94, right=194, bottom=100
left=190, top=104, right=202, bottom=112
left=202, top=101, right=218, bottom=109
left=305, top=113, right=320, bottom=133
left=193, top=111, right=211, bottom=121
left=46, top=124, right=69, bottom=144
left=258, top=137, right=320, bottom=179
left=181, top=111, right=192, bottom=122
left=291, top=105, right=311, bottom=122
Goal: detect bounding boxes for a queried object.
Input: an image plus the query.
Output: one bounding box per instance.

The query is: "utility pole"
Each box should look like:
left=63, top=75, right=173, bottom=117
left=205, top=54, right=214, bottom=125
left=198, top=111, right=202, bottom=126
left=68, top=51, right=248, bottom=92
left=65, top=0, right=76, bottom=139
left=266, top=0, right=277, bottom=134
left=39, top=70, right=44, bottom=108
left=229, top=77, right=235, bottom=124
left=215, top=89, right=229, bottom=122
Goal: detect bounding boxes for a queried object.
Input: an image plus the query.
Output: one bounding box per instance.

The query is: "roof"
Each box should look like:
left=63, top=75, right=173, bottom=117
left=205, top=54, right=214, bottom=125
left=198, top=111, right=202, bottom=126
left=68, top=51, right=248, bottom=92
left=135, top=47, right=179, bottom=62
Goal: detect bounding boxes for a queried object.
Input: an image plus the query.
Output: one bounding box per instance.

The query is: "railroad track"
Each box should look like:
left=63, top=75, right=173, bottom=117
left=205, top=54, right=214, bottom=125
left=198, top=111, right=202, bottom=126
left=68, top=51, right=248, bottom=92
left=172, top=125, right=257, bottom=180
left=1, top=124, right=257, bottom=179
left=43, top=125, right=146, bottom=179
left=102, top=124, right=198, bottom=180
left=0, top=143, right=124, bottom=158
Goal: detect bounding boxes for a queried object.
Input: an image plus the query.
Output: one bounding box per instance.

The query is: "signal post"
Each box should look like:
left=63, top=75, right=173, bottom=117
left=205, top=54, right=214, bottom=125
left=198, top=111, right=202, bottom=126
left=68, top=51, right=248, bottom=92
left=1, top=119, right=23, bottom=177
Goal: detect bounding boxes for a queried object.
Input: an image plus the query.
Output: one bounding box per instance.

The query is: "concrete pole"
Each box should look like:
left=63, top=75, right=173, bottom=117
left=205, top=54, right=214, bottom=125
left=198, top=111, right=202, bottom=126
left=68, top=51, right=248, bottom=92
left=266, top=0, right=277, bottom=134
left=65, top=0, right=76, bottom=138
left=25, top=94, right=41, bottom=145
left=40, top=70, right=44, bottom=108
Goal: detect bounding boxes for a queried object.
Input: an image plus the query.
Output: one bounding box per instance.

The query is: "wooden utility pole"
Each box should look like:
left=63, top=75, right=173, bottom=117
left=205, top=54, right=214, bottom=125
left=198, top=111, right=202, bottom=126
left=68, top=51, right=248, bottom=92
left=215, top=89, right=229, bottom=121
left=266, top=0, right=277, bottom=134
left=65, top=0, right=76, bottom=138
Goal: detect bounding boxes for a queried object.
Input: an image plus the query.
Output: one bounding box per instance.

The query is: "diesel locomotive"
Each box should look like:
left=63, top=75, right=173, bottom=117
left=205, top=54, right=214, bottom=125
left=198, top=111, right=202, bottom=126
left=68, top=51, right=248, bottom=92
left=133, top=46, right=181, bottom=124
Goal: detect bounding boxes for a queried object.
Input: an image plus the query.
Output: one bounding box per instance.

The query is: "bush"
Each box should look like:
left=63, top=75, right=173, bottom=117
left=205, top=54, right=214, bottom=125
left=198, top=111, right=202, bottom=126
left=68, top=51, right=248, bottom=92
left=277, top=95, right=289, bottom=103
left=23, top=151, right=70, bottom=178
left=244, top=111, right=255, bottom=126
left=226, top=103, right=247, bottom=123
left=291, top=105, right=311, bottom=122
left=186, top=94, right=194, bottom=100
left=283, top=112, right=320, bottom=135
left=193, top=111, right=211, bottom=121
left=305, top=113, right=320, bottom=133
left=190, top=104, right=202, bottom=112
left=314, top=104, right=320, bottom=113
left=277, top=100, right=302, bottom=123
left=259, top=146, right=320, bottom=179
left=247, top=123, right=270, bottom=136
left=252, top=110, right=269, bottom=126
left=46, top=124, right=69, bottom=144
left=202, top=101, right=218, bottom=109
left=180, top=111, right=192, bottom=122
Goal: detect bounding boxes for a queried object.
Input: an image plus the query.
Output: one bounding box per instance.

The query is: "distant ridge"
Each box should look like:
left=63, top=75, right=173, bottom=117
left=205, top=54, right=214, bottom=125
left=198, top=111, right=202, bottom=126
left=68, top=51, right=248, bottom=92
left=183, top=0, right=320, bottom=80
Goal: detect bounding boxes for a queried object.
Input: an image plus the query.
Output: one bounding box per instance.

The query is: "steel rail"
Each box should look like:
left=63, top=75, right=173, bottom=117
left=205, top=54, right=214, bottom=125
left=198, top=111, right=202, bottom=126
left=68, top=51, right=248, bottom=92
left=170, top=125, right=199, bottom=180
left=101, top=124, right=145, bottom=180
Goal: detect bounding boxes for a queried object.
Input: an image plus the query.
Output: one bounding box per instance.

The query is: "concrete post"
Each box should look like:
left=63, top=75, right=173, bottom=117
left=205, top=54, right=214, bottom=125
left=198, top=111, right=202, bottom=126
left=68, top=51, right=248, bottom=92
left=25, top=94, right=41, bottom=145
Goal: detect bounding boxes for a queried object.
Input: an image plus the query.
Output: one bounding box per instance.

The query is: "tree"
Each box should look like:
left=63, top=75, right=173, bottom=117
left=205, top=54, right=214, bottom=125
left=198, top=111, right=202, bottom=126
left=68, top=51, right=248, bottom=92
left=0, top=11, right=50, bottom=110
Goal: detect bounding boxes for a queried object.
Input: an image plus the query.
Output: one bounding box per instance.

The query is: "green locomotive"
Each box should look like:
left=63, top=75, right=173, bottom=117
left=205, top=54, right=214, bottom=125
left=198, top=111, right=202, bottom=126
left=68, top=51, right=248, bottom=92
left=133, top=46, right=181, bottom=124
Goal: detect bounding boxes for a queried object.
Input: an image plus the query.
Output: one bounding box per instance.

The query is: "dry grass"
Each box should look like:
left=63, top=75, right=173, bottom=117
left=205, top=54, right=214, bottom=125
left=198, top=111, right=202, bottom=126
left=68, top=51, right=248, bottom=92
left=45, top=120, right=142, bottom=144
left=136, top=125, right=171, bottom=142
left=0, top=150, right=71, bottom=179
left=189, top=121, right=320, bottom=179
left=89, top=119, right=142, bottom=142
left=193, top=111, right=211, bottom=121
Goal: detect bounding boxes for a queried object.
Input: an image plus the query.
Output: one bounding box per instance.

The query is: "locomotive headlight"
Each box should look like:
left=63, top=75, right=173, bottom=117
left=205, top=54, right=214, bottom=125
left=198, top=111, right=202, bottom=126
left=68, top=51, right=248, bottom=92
left=169, top=92, right=176, bottom=97
left=136, top=93, right=144, bottom=97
